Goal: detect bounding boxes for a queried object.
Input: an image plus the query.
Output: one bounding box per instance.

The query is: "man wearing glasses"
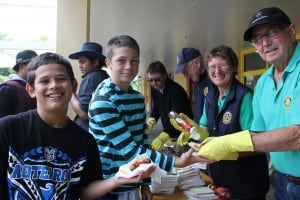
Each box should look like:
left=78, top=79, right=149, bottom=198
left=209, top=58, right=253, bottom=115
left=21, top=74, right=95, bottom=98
left=146, top=61, right=193, bottom=155
left=174, top=48, right=213, bottom=124
left=196, top=7, right=300, bottom=199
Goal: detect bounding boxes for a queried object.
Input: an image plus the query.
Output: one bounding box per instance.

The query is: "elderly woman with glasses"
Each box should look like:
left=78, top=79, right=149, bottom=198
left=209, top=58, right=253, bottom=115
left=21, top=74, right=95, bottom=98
left=198, top=45, right=270, bottom=199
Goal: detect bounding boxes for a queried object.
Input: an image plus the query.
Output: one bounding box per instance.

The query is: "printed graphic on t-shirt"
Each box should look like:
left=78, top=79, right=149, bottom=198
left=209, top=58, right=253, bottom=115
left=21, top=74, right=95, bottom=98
left=7, top=146, right=85, bottom=199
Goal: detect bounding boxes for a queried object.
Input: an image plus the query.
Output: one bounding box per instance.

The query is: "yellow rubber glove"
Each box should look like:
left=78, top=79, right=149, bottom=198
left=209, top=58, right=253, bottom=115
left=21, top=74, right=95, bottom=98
left=151, top=131, right=170, bottom=151
left=170, top=113, right=209, bottom=145
left=177, top=132, right=191, bottom=146
left=146, top=117, right=156, bottom=133
left=198, top=130, right=254, bottom=161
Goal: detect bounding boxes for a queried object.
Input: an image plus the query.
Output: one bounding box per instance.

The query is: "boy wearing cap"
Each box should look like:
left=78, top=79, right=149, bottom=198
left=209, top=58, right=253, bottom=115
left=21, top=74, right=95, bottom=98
left=196, top=7, right=300, bottom=199
left=69, top=42, right=109, bottom=131
left=0, top=50, right=37, bottom=118
left=174, top=48, right=213, bottom=123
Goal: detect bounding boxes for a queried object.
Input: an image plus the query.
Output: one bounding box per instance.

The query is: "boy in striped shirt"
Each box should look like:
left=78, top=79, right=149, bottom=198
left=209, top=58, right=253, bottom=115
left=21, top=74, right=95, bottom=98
left=89, top=35, right=204, bottom=200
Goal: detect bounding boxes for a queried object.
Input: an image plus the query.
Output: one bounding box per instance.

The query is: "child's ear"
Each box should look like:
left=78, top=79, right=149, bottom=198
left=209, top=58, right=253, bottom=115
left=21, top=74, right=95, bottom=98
left=26, top=83, right=36, bottom=98
left=105, top=58, right=112, bottom=69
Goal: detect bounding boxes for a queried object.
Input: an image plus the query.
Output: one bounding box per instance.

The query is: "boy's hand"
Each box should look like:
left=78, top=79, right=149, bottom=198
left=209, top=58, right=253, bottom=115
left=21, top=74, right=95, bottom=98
left=175, top=148, right=210, bottom=167
left=114, top=165, right=156, bottom=185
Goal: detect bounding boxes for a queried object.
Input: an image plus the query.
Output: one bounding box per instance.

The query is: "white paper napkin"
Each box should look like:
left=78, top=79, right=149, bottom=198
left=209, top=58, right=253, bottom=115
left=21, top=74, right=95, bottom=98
left=116, top=153, right=161, bottom=183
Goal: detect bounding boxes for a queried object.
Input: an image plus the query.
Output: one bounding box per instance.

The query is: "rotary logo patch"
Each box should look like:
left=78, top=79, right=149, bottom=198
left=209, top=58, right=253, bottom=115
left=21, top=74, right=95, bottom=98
left=284, top=96, right=292, bottom=108
left=223, top=111, right=232, bottom=125
left=203, top=87, right=208, bottom=96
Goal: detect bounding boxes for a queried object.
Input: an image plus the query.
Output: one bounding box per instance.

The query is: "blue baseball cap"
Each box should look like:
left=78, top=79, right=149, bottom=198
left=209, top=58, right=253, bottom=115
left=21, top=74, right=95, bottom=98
left=243, top=7, right=291, bottom=41
left=174, top=48, right=201, bottom=74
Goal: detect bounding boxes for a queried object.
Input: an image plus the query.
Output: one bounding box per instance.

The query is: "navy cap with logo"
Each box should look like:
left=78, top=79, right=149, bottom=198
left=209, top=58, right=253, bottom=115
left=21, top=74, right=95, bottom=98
left=174, top=48, right=201, bottom=74
left=243, top=7, right=291, bottom=41
left=13, top=50, right=38, bottom=71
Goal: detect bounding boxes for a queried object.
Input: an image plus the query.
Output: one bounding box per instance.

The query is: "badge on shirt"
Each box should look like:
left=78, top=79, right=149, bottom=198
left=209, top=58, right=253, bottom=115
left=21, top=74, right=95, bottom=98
left=284, top=96, right=292, bottom=109
left=203, top=87, right=208, bottom=96
left=222, top=111, right=232, bottom=125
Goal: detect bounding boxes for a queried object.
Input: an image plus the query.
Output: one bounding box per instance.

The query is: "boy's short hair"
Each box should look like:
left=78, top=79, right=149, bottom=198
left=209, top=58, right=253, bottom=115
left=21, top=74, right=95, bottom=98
left=146, top=61, right=167, bottom=76
left=106, top=35, right=140, bottom=59
left=27, top=52, right=75, bottom=87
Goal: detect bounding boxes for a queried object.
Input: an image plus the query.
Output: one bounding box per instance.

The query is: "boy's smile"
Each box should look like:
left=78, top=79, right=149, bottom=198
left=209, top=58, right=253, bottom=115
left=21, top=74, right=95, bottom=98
left=28, top=63, right=73, bottom=113
left=107, top=47, right=140, bottom=91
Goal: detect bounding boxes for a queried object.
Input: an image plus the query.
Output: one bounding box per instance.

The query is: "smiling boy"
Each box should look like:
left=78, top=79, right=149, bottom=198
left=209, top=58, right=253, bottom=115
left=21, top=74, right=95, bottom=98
left=0, top=52, right=155, bottom=200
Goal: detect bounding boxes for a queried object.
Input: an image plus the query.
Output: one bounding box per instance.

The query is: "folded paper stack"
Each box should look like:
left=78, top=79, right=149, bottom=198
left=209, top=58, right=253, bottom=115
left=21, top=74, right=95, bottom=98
left=150, top=169, right=178, bottom=194
left=183, top=187, right=217, bottom=200
left=176, top=163, right=206, bottom=190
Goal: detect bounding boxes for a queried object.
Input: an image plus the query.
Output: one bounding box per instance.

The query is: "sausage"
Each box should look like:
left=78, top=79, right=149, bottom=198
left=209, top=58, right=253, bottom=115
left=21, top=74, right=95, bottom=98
left=129, top=158, right=151, bottom=171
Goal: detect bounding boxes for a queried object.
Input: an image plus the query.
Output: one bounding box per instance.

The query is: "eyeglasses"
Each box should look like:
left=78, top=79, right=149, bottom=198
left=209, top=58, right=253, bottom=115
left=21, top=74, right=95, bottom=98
left=207, top=64, right=229, bottom=71
left=148, top=77, right=161, bottom=83
left=250, top=28, right=281, bottom=46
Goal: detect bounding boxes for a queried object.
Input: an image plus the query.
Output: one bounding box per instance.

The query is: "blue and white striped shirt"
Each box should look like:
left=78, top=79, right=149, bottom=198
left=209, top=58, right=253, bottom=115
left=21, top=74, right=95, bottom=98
left=89, top=78, right=175, bottom=193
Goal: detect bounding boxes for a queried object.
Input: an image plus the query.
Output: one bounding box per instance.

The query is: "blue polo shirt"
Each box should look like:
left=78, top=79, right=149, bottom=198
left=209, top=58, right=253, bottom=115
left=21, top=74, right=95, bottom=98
left=251, top=42, right=300, bottom=177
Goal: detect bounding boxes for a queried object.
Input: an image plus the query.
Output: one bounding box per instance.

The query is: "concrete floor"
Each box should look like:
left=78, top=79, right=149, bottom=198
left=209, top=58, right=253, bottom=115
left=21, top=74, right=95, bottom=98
left=148, top=117, right=275, bottom=200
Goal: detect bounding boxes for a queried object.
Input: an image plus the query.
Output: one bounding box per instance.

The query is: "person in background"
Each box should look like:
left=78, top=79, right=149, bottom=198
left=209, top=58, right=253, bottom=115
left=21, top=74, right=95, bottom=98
left=146, top=60, right=193, bottom=154
left=173, top=47, right=213, bottom=123
left=196, top=7, right=300, bottom=200
left=69, top=42, right=109, bottom=131
left=88, top=35, right=205, bottom=200
left=0, top=52, right=155, bottom=200
left=199, top=45, right=269, bottom=199
left=0, top=50, right=37, bottom=117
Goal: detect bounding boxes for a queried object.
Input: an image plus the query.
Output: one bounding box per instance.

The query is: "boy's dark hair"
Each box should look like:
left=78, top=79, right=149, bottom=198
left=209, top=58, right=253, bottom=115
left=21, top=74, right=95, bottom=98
left=146, top=61, right=167, bottom=76
left=27, top=52, right=75, bottom=87
left=106, top=35, right=140, bottom=59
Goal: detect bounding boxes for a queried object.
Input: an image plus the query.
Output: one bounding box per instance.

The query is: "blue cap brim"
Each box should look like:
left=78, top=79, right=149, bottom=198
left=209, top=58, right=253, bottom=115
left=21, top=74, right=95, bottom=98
left=174, top=63, right=186, bottom=74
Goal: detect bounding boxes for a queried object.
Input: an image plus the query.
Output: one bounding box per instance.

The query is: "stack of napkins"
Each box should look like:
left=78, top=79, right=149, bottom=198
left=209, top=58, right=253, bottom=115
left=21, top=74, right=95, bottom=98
left=183, top=187, right=217, bottom=200
left=149, top=169, right=178, bottom=194
left=176, top=163, right=207, bottom=190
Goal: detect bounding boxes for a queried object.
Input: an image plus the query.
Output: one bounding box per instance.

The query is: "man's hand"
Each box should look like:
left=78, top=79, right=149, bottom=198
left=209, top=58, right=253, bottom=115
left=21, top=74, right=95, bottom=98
left=151, top=131, right=170, bottom=151
left=146, top=117, right=156, bottom=133
left=198, top=130, right=254, bottom=161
